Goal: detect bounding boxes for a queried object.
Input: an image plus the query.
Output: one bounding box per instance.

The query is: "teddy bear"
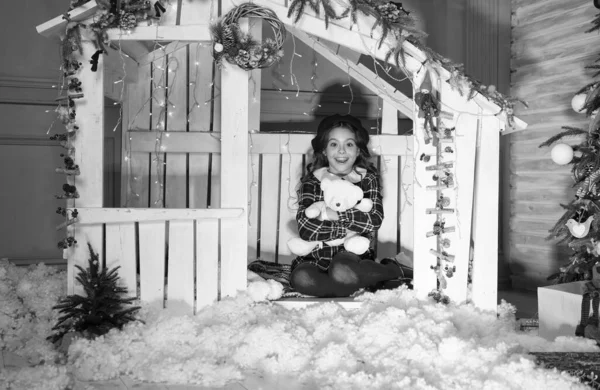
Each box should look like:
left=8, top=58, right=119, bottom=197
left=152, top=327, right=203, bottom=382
left=287, top=176, right=373, bottom=257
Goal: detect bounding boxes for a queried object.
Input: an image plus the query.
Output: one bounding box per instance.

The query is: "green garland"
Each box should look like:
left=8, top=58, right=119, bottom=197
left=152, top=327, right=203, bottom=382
left=284, top=0, right=527, bottom=123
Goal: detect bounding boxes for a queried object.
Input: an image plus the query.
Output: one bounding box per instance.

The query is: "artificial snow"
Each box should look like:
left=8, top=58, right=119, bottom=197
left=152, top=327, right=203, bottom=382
left=2, top=261, right=599, bottom=389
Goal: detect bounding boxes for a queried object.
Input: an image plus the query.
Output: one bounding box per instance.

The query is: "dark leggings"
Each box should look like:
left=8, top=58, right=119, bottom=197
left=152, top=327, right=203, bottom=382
left=290, top=252, right=403, bottom=298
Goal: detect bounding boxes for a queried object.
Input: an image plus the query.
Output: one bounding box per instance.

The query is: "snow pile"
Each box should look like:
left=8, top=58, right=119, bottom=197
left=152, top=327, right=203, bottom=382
left=0, top=364, right=71, bottom=390
left=246, top=270, right=284, bottom=301
left=0, top=259, right=66, bottom=363
left=67, top=287, right=597, bottom=389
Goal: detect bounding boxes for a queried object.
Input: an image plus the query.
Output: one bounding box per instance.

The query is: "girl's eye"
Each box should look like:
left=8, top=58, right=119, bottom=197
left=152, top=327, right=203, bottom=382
left=329, top=142, right=337, bottom=148
left=346, top=142, right=355, bottom=148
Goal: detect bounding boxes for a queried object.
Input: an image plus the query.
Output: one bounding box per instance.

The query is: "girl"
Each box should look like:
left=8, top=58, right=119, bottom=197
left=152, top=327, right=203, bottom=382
left=290, top=114, right=410, bottom=297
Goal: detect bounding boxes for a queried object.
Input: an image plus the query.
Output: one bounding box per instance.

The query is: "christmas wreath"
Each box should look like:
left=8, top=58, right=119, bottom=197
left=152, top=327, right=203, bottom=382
left=210, top=3, right=286, bottom=70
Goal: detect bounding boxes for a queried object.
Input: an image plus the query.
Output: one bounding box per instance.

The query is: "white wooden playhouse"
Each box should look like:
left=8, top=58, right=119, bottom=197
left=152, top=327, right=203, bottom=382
left=37, top=0, right=526, bottom=314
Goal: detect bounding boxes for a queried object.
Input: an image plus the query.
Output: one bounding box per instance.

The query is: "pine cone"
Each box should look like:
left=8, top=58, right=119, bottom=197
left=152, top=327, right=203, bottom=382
left=119, top=12, right=138, bottom=30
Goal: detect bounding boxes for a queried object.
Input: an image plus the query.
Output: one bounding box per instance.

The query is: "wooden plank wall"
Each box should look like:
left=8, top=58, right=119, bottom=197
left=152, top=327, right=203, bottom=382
left=510, top=0, right=595, bottom=289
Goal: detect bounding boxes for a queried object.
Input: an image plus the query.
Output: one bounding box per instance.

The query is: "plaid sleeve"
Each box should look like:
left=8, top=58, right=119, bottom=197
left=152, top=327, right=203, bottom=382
left=338, top=173, right=384, bottom=234
left=296, top=178, right=348, bottom=242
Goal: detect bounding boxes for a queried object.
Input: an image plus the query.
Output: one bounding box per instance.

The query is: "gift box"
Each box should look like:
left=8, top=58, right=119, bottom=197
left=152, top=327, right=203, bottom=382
left=538, top=281, right=587, bottom=341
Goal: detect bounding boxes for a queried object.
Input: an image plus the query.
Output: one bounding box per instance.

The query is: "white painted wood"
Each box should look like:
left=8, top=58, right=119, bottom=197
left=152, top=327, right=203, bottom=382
left=219, top=43, right=249, bottom=297
left=129, top=132, right=412, bottom=155
left=125, top=63, right=152, bottom=207
left=150, top=52, right=167, bottom=208
left=377, top=101, right=400, bottom=259
left=399, top=155, right=415, bottom=263
left=471, top=112, right=501, bottom=312
left=138, top=221, right=166, bottom=307
left=180, top=0, right=217, bottom=25
left=210, top=155, right=221, bottom=208
left=248, top=152, right=260, bottom=260
left=290, top=27, right=413, bottom=118
left=196, top=219, right=219, bottom=310
left=188, top=43, right=214, bottom=209
left=277, top=153, right=303, bottom=264
left=164, top=45, right=188, bottom=209
left=259, top=154, right=281, bottom=263
left=138, top=41, right=186, bottom=67
left=441, top=80, right=479, bottom=305
left=105, top=223, right=137, bottom=298
left=411, top=76, right=438, bottom=299
left=188, top=44, right=215, bottom=131
left=66, top=39, right=105, bottom=295
left=70, top=207, right=243, bottom=224
left=107, top=25, right=212, bottom=42
left=158, top=0, right=179, bottom=26
left=36, top=1, right=99, bottom=39
left=167, top=220, right=195, bottom=313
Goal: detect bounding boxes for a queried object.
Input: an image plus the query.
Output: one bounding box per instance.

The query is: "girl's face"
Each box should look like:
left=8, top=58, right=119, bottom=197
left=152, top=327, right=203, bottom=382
left=324, top=126, right=359, bottom=175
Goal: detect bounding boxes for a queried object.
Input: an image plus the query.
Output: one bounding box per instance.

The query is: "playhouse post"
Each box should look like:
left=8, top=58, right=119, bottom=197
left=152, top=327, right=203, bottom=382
left=219, top=23, right=250, bottom=297
left=65, top=36, right=105, bottom=294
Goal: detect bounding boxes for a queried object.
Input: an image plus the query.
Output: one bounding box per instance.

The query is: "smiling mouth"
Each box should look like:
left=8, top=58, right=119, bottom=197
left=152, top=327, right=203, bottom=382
left=335, top=158, right=349, bottom=163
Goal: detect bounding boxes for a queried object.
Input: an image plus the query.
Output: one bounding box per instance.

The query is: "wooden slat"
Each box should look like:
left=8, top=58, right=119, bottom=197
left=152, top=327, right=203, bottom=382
left=150, top=53, right=167, bottom=207
left=67, top=40, right=105, bottom=295
left=399, top=155, right=414, bottom=261
left=188, top=43, right=214, bottom=209
left=180, top=0, right=217, bottom=25
left=164, top=45, right=188, bottom=208
left=377, top=101, right=400, bottom=259
left=105, top=223, right=137, bottom=298
left=248, top=153, right=260, bottom=260
left=106, top=25, right=211, bottom=42
left=411, top=80, right=438, bottom=299
left=196, top=219, right=219, bottom=310
left=138, top=221, right=166, bottom=307
left=126, top=63, right=151, bottom=207
left=167, top=220, right=195, bottom=313
left=471, top=112, right=501, bottom=312
left=210, top=155, right=221, bottom=208
left=259, top=155, right=281, bottom=263
left=70, top=207, right=243, bottom=224
left=219, top=32, right=249, bottom=297
left=36, top=1, right=99, bottom=39
left=129, top=131, right=414, bottom=155
left=277, top=153, right=303, bottom=264
left=443, top=85, right=479, bottom=305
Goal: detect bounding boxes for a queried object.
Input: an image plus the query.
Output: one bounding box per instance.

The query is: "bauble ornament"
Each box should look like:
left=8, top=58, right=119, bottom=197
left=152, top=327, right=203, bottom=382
left=571, top=93, right=588, bottom=113
left=551, top=143, right=574, bottom=165
left=214, top=43, right=223, bottom=53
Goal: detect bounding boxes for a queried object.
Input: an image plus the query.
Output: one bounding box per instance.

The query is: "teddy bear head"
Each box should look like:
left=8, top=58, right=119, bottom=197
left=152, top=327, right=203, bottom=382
left=321, top=177, right=364, bottom=212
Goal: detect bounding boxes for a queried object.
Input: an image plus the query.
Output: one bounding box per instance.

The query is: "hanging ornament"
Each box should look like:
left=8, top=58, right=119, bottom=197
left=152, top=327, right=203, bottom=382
left=565, top=216, right=594, bottom=238
left=550, top=143, right=574, bottom=165
left=571, top=93, right=588, bottom=114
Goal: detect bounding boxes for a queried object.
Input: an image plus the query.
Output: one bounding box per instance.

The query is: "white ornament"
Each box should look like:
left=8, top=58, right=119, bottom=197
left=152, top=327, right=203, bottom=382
left=551, top=143, right=574, bottom=165
left=571, top=93, right=588, bottom=113
left=214, top=43, right=223, bottom=53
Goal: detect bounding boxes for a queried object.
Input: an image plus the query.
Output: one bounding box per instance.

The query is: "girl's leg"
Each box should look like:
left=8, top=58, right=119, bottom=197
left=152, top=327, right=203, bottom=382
left=290, top=262, right=360, bottom=298
left=328, top=252, right=403, bottom=288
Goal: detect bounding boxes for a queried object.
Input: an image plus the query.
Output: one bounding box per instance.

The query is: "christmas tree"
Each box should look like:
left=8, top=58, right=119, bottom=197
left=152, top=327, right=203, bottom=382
left=540, top=14, right=600, bottom=284
left=48, top=243, right=140, bottom=344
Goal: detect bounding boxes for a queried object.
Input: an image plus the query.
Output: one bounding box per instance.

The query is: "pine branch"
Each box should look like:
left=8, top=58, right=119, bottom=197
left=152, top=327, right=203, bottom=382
left=538, top=127, right=587, bottom=148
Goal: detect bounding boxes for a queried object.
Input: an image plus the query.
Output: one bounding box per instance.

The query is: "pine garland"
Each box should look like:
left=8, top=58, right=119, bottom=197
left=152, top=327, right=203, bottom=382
left=47, top=243, right=140, bottom=345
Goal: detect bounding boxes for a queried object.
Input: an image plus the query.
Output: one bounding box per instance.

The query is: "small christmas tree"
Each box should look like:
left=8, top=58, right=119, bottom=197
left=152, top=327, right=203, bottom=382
left=48, top=243, right=140, bottom=344
left=540, top=15, right=600, bottom=284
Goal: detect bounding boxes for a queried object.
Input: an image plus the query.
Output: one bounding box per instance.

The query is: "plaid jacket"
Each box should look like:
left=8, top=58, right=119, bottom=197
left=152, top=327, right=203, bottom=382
left=291, top=170, right=384, bottom=271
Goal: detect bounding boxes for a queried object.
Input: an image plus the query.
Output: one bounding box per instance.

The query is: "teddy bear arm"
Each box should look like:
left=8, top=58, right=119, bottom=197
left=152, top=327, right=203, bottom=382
left=305, top=201, right=326, bottom=219
left=354, top=198, right=373, bottom=213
